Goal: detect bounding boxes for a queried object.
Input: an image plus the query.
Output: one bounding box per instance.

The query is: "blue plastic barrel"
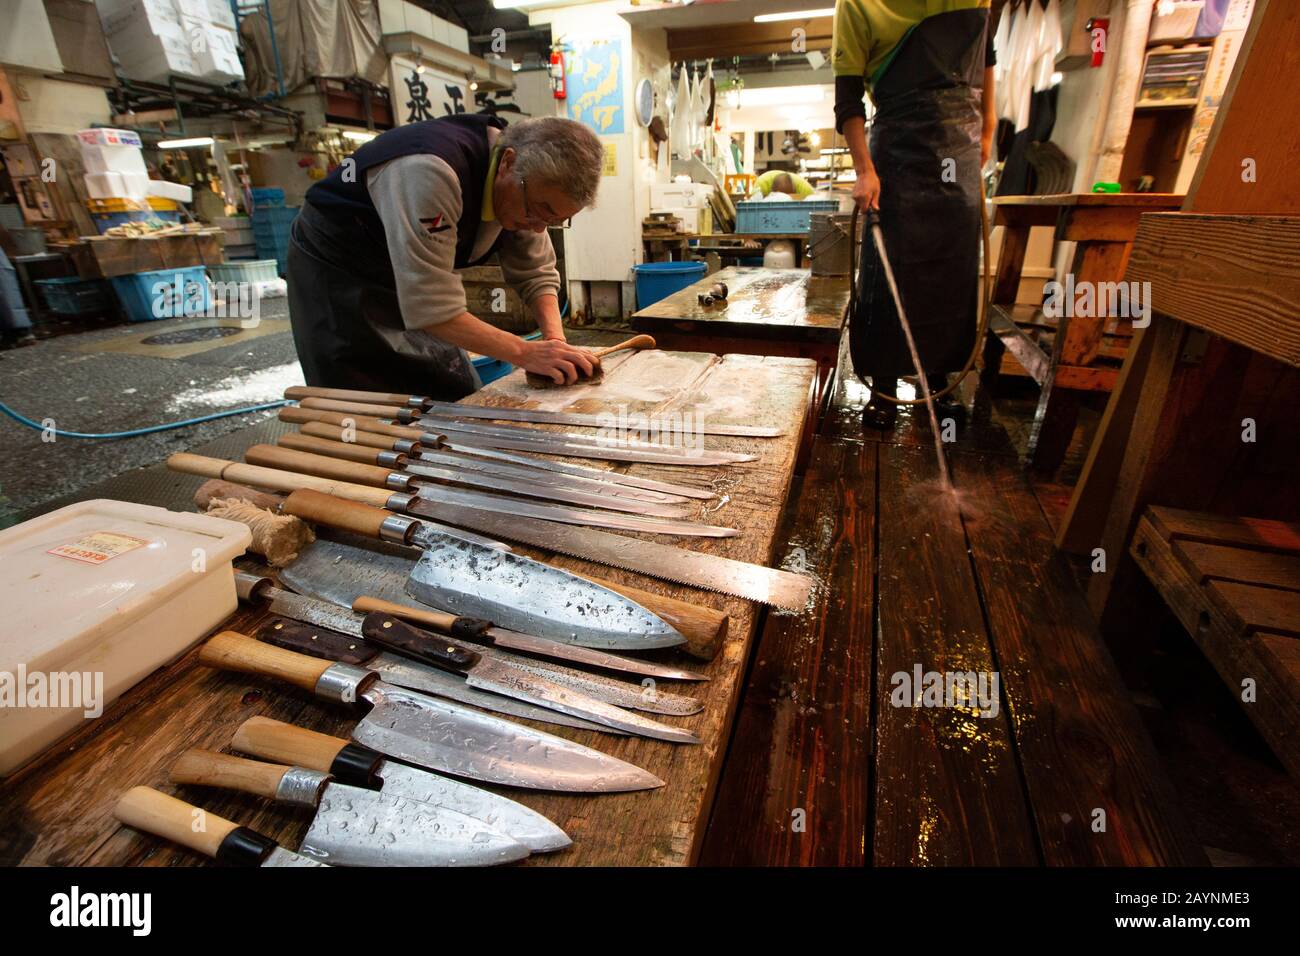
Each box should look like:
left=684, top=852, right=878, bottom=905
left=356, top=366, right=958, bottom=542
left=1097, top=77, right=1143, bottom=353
left=634, top=261, right=706, bottom=308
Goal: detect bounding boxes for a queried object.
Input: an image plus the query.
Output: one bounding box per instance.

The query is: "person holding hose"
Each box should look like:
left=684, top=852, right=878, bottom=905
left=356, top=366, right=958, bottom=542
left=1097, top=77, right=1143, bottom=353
left=833, top=0, right=999, bottom=428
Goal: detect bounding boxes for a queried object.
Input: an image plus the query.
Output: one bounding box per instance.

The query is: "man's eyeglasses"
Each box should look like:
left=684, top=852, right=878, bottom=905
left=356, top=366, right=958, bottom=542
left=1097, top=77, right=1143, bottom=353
left=519, top=175, right=571, bottom=228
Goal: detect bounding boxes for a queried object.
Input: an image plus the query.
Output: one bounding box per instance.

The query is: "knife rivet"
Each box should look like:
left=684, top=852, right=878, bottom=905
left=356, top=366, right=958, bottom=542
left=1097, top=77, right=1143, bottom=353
left=383, top=621, right=393, bottom=629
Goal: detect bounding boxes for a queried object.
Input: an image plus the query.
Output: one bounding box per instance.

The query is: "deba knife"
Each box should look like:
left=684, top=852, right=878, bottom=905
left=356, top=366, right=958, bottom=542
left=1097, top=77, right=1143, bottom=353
left=170, top=749, right=528, bottom=866
left=197, top=631, right=663, bottom=792
left=113, top=786, right=328, bottom=867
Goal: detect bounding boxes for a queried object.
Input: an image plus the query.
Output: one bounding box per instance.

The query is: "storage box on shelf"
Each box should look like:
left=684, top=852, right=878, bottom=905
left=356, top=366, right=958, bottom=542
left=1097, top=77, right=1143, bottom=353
left=252, top=206, right=298, bottom=274
left=34, top=277, right=115, bottom=317
left=110, top=265, right=211, bottom=322
left=735, top=198, right=839, bottom=234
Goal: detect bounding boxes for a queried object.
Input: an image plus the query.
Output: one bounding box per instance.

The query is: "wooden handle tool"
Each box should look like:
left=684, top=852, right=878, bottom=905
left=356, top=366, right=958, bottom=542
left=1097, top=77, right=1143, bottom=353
left=114, top=787, right=242, bottom=860
left=285, top=385, right=430, bottom=409
left=171, top=749, right=309, bottom=802
left=168, top=452, right=396, bottom=508
left=232, top=717, right=358, bottom=775
left=197, top=630, right=338, bottom=692
left=525, top=334, right=656, bottom=389
left=299, top=420, right=424, bottom=453
left=278, top=432, right=407, bottom=467
left=279, top=405, right=429, bottom=441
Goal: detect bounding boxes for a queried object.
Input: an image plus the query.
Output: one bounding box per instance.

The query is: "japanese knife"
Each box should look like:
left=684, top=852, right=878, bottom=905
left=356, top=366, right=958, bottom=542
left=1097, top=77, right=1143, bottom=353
left=170, top=748, right=529, bottom=866
left=197, top=631, right=664, bottom=792
left=245, top=444, right=739, bottom=537
left=114, top=786, right=328, bottom=867
left=283, top=386, right=785, bottom=436
left=231, top=717, right=571, bottom=853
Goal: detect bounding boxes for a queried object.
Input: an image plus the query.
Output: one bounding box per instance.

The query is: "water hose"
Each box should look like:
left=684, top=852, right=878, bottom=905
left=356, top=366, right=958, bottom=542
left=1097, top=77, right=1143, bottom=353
left=0, top=399, right=289, bottom=440
left=846, top=180, right=993, bottom=404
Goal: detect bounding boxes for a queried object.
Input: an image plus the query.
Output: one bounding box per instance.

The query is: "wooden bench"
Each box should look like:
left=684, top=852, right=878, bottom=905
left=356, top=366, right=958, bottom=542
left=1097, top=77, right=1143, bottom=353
left=1130, top=507, right=1300, bottom=780
left=982, top=192, right=1184, bottom=473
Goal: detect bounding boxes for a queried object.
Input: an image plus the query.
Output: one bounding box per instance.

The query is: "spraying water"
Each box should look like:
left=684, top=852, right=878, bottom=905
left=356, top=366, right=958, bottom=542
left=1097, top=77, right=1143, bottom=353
left=869, top=222, right=953, bottom=491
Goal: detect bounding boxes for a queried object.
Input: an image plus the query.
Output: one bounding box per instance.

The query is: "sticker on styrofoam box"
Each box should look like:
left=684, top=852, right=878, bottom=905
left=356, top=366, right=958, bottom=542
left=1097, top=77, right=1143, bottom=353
left=100, top=0, right=183, bottom=37
left=47, top=531, right=151, bottom=565
left=76, top=128, right=143, bottom=149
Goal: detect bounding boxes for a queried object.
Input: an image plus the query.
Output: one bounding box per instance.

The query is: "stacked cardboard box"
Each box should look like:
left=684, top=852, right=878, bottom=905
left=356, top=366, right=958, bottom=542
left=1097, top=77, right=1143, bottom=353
left=95, top=0, right=245, bottom=85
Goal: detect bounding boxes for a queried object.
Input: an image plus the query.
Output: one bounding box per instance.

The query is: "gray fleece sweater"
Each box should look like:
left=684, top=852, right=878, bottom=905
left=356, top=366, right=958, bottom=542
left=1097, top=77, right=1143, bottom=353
left=365, top=128, right=560, bottom=331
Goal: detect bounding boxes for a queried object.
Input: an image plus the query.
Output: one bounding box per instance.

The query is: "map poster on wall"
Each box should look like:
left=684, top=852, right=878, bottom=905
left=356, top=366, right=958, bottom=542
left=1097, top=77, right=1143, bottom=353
left=565, top=39, right=624, bottom=135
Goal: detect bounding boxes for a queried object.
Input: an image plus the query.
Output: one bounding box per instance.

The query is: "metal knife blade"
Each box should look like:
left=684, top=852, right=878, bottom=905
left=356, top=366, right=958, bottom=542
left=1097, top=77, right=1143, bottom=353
left=301, top=782, right=530, bottom=866
left=420, top=400, right=786, bottom=437
left=402, top=459, right=694, bottom=518
left=265, top=847, right=329, bottom=867
left=405, top=482, right=738, bottom=538
left=415, top=447, right=692, bottom=505
left=443, top=443, right=716, bottom=500
left=407, top=501, right=816, bottom=610
left=422, top=420, right=756, bottom=467
left=355, top=679, right=665, bottom=792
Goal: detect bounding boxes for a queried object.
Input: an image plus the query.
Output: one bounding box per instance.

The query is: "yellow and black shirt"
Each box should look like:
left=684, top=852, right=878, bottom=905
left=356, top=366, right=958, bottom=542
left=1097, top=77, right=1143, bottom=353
left=832, top=0, right=997, bottom=131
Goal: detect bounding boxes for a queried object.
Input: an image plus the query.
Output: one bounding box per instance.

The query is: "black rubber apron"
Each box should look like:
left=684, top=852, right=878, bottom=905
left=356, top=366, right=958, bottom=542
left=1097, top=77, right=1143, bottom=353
left=287, top=201, right=480, bottom=399
left=850, top=9, right=987, bottom=382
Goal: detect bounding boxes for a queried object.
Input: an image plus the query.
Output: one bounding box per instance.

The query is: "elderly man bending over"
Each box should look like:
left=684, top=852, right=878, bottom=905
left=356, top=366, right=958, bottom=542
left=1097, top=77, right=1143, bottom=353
left=288, top=114, right=604, bottom=396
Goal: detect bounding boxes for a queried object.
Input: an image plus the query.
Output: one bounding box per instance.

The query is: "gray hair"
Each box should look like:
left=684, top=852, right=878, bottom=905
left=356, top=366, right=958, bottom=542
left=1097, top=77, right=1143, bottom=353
left=499, top=117, right=603, bottom=208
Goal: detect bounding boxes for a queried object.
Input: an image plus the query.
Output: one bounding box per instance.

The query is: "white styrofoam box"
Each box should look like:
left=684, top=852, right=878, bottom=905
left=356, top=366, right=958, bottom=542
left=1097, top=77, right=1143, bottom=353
left=1150, top=1, right=1206, bottom=41
left=651, top=182, right=712, bottom=209
left=84, top=171, right=128, bottom=198
left=100, top=0, right=184, bottom=37
left=118, top=48, right=201, bottom=82
left=109, top=19, right=193, bottom=62
left=0, top=500, right=251, bottom=776
left=80, top=143, right=148, bottom=176
left=205, top=0, right=236, bottom=30
left=660, top=205, right=711, bottom=235
left=120, top=171, right=152, bottom=199
left=148, top=180, right=193, bottom=203
left=77, top=127, right=144, bottom=149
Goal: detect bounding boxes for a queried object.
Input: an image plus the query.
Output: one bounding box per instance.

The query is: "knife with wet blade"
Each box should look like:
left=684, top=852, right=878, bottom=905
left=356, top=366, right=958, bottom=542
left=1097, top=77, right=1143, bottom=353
left=231, top=717, right=570, bottom=853
left=197, top=631, right=664, bottom=792
left=171, top=749, right=529, bottom=866
left=278, top=488, right=688, bottom=649
left=359, top=612, right=699, bottom=744
left=246, top=444, right=739, bottom=537
left=114, top=786, right=328, bottom=867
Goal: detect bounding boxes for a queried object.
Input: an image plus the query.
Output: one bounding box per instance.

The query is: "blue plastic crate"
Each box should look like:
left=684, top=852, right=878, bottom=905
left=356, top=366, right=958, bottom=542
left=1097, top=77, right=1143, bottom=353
left=250, top=187, right=285, bottom=208
left=735, top=199, right=840, bottom=235
left=34, top=276, right=113, bottom=315
left=110, top=266, right=211, bottom=322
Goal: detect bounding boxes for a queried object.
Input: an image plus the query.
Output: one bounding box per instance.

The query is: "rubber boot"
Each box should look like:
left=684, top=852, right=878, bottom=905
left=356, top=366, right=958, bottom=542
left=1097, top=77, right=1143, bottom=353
left=926, top=373, right=966, bottom=422
left=862, top=377, right=898, bottom=430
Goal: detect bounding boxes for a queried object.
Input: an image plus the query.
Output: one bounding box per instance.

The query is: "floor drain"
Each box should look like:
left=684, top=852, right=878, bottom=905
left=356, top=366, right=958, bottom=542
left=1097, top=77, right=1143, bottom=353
left=140, top=326, right=243, bottom=346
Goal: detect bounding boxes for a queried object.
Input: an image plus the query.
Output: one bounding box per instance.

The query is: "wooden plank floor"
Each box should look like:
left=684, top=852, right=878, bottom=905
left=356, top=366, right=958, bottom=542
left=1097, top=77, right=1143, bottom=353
left=700, top=368, right=1207, bottom=866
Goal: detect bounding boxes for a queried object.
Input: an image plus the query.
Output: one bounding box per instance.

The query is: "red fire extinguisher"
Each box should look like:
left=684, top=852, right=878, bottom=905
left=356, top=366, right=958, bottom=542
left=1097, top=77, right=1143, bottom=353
left=1087, top=18, right=1109, bottom=68
left=550, top=49, right=566, bottom=100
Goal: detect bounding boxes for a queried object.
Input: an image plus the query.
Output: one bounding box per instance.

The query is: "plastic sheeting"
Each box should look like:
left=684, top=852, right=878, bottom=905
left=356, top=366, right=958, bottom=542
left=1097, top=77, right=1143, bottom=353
left=239, top=0, right=388, bottom=97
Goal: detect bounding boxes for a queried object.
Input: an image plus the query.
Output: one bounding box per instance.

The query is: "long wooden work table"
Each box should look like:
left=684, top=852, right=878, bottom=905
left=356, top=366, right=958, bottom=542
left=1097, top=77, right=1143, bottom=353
left=0, top=349, right=816, bottom=867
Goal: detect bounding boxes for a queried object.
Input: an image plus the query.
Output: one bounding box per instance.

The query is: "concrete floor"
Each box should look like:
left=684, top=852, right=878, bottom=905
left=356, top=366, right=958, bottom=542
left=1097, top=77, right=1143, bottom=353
left=0, top=302, right=626, bottom=525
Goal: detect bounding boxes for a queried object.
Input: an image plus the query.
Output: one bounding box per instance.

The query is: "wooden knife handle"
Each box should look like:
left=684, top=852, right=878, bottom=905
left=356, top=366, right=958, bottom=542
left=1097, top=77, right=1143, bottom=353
left=259, top=618, right=381, bottom=666
left=171, top=749, right=296, bottom=800
left=167, top=453, right=396, bottom=508
left=301, top=420, right=422, bottom=452
left=233, top=717, right=375, bottom=783
left=198, top=630, right=335, bottom=693
left=595, top=334, right=656, bottom=358
left=246, top=444, right=395, bottom=488
left=279, top=405, right=426, bottom=440
left=282, top=489, right=404, bottom=541
left=114, top=786, right=240, bottom=859
left=360, top=612, right=478, bottom=672
left=300, top=397, right=410, bottom=418
left=352, top=596, right=457, bottom=634
left=278, top=432, right=400, bottom=466
left=285, top=386, right=427, bottom=407
left=575, top=572, right=729, bottom=661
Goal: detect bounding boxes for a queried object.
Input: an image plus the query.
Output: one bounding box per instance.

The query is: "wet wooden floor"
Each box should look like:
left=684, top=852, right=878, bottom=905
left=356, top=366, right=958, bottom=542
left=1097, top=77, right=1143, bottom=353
left=699, top=369, right=1208, bottom=866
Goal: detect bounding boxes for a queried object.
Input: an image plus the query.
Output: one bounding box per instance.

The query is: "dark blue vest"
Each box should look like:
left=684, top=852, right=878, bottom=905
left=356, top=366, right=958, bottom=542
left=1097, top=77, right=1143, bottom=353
left=305, top=113, right=509, bottom=281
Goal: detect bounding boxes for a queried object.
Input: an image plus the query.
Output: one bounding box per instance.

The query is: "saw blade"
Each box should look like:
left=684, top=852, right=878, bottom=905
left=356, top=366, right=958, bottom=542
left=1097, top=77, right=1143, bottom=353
left=421, top=400, right=785, bottom=438
left=410, top=502, right=815, bottom=610
left=443, top=443, right=716, bottom=500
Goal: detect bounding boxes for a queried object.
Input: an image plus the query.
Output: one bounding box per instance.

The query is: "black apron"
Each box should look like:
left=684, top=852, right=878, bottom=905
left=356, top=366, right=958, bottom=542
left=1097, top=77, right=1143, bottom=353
left=287, top=201, right=480, bottom=399
left=850, top=9, right=987, bottom=382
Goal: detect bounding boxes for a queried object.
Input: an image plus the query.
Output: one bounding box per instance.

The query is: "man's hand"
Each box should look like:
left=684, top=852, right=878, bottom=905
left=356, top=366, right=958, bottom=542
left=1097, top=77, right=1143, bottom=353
left=519, top=337, right=599, bottom=385
left=853, top=166, right=881, bottom=211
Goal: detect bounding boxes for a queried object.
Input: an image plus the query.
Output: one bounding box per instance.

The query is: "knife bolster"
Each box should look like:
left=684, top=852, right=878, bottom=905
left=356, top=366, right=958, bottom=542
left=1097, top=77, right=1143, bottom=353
left=216, top=827, right=278, bottom=867
left=329, top=743, right=385, bottom=789
left=314, top=662, right=376, bottom=704
left=275, top=767, right=332, bottom=808
left=379, top=512, right=416, bottom=543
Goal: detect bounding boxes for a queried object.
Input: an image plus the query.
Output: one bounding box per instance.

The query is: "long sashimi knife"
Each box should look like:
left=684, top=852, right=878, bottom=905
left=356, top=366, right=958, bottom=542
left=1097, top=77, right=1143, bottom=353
left=231, top=717, right=570, bottom=853
left=198, top=631, right=664, bottom=792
